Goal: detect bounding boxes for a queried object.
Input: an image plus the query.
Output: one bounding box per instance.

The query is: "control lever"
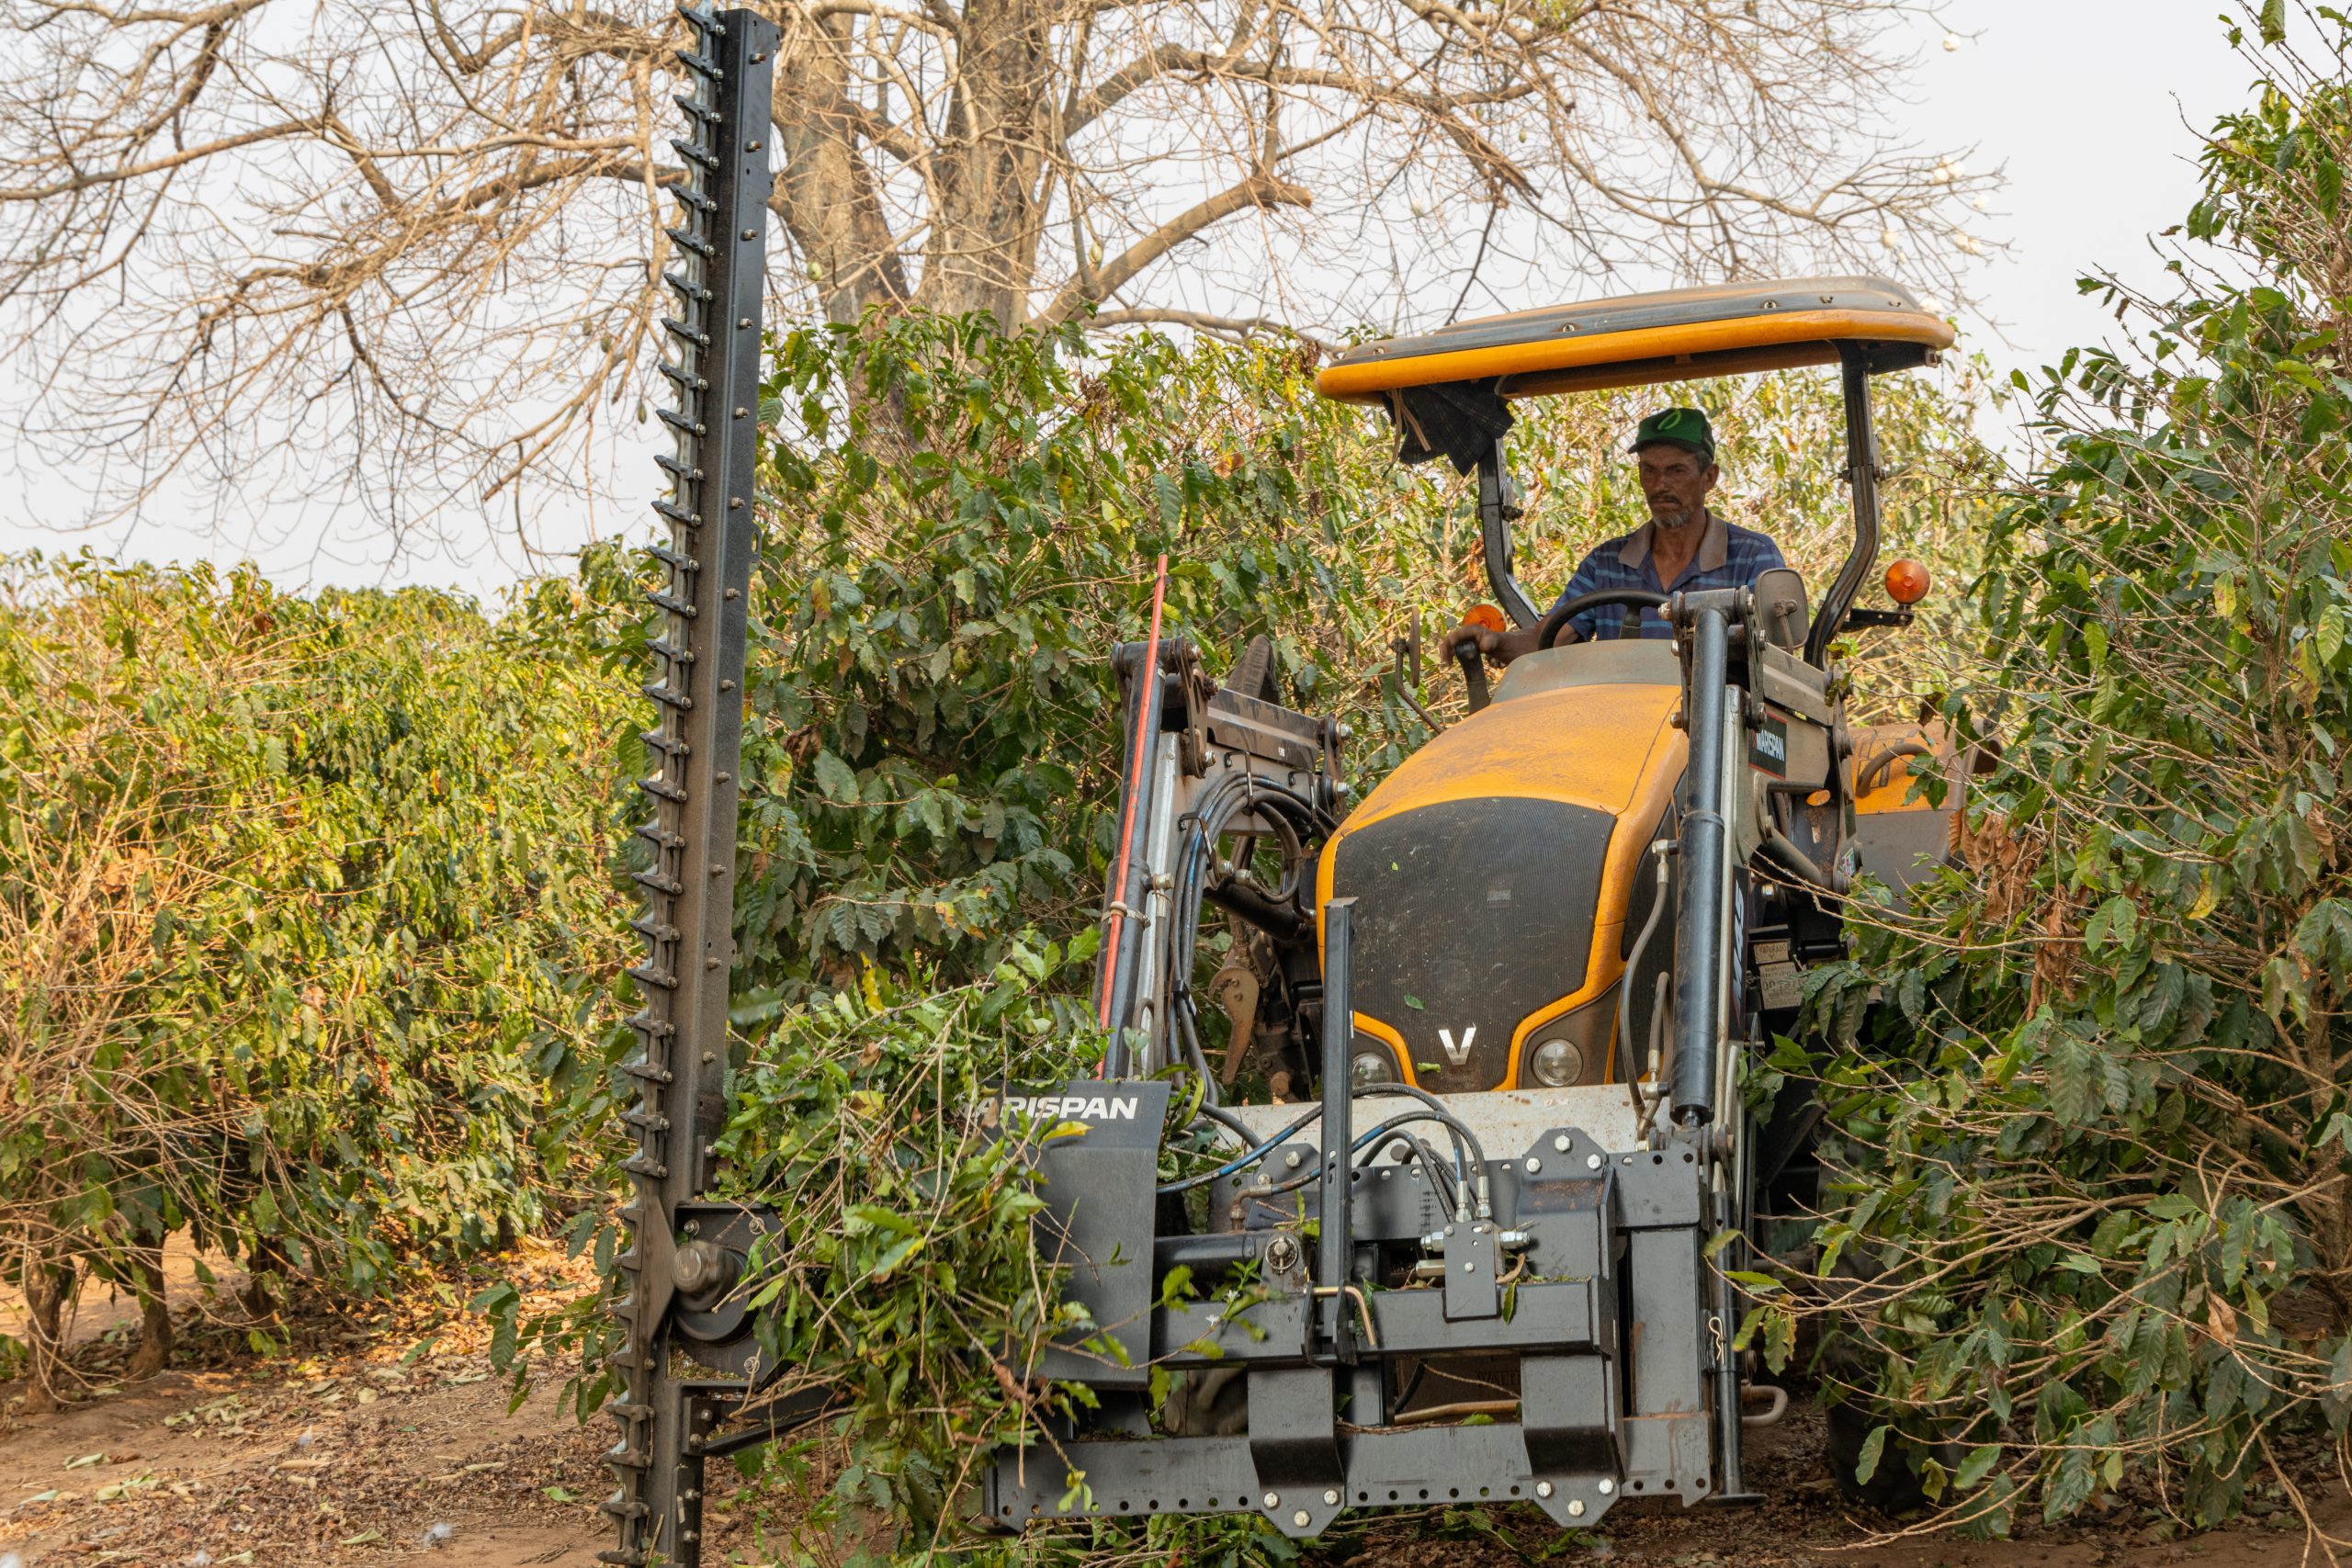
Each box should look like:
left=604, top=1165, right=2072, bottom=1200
left=1388, top=626, right=1444, bottom=731
left=1453, top=639, right=1491, bottom=714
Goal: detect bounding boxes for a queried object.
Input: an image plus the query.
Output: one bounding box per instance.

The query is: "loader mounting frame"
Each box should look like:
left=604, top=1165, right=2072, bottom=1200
left=985, top=590, right=1780, bottom=1536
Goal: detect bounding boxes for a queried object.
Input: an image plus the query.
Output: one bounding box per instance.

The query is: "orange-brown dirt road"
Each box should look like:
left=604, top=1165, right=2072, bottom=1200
left=5, top=1245, right=2345, bottom=1567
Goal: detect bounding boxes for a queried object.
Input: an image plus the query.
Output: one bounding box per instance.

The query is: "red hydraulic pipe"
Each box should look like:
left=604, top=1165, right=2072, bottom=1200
left=1097, top=555, right=1170, bottom=1035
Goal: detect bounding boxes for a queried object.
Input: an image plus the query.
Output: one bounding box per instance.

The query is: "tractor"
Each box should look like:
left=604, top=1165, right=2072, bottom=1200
left=601, top=12, right=1963, bottom=1558
left=972, top=275, right=1962, bottom=1535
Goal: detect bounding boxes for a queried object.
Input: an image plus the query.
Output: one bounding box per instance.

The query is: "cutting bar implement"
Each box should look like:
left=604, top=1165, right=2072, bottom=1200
left=601, top=9, right=785, bottom=1564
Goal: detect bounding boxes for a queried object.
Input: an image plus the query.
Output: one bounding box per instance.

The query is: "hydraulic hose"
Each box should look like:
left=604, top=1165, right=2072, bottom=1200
left=1153, top=1085, right=1487, bottom=1207
left=1249, top=1115, right=1467, bottom=1215
left=1155, top=1104, right=1327, bottom=1195
left=1188, top=1102, right=1261, bottom=1149
left=1172, top=1002, right=1221, bottom=1107
left=1356, top=1080, right=1490, bottom=1217
left=1616, top=839, right=1672, bottom=1124
left=1638, top=972, right=1671, bottom=1143
left=1159, top=769, right=1329, bottom=1095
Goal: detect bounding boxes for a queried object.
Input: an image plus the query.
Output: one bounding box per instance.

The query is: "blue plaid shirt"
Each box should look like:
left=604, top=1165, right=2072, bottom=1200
left=1545, top=512, right=1787, bottom=641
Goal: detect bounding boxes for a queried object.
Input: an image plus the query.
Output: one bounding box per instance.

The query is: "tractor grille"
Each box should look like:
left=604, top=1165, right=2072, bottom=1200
left=1330, top=797, right=1614, bottom=1092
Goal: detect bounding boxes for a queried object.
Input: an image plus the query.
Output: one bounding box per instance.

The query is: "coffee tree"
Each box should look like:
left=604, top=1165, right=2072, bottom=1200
left=718, top=310, right=1992, bottom=1003
left=0, top=557, right=631, bottom=1405
left=1786, top=14, right=2352, bottom=1531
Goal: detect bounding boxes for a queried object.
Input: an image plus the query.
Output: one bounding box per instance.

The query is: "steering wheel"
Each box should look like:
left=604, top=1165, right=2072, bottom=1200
left=1533, top=588, right=1670, bottom=652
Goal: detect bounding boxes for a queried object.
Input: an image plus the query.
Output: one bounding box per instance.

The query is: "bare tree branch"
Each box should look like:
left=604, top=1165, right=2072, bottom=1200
left=1041, top=166, right=1309, bottom=322
left=0, top=0, right=1996, bottom=554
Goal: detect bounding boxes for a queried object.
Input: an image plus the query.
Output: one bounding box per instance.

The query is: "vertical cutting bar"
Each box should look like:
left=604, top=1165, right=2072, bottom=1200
left=663, top=11, right=773, bottom=1207
left=604, top=10, right=775, bottom=1567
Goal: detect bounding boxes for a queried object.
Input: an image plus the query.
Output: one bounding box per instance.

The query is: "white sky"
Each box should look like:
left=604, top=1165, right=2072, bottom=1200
left=1900, top=1, right=2246, bottom=379
left=0, top=0, right=2256, bottom=596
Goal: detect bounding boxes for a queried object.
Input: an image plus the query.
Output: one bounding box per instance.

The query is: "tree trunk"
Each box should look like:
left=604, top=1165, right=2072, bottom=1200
left=914, top=0, right=1051, bottom=326
left=238, top=1235, right=288, bottom=1321
left=124, top=1241, right=173, bottom=1382
left=20, top=1254, right=76, bottom=1415
left=770, top=12, right=912, bottom=324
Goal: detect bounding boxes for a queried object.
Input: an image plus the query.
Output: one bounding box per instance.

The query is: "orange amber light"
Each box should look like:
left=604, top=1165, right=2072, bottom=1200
left=1463, top=603, right=1508, bottom=633
left=1885, top=558, right=1932, bottom=605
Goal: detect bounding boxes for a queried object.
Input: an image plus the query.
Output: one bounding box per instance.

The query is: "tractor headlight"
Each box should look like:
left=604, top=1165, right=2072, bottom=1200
left=1351, top=1049, right=1391, bottom=1089
left=1529, top=1037, right=1584, bottom=1087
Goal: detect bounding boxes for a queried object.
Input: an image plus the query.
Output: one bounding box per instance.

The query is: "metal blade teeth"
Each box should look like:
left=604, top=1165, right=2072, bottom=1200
left=610, top=5, right=761, bottom=1562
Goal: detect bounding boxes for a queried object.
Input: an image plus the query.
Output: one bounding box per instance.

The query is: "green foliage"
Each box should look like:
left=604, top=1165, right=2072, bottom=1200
left=727, top=307, right=1994, bottom=1003
left=704, top=939, right=1102, bottom=1551
left=684, top=935, right=1300, bottom=1565
left=1795, top=17, right=2352, bottom=1533
left=0, top=554, right=630, bottom=1380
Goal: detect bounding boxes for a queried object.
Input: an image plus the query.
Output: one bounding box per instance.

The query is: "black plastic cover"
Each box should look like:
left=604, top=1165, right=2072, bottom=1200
left=1330, top=798, right=1615, bottom=1091
left=995, top=1078, right=1173, bottom=1387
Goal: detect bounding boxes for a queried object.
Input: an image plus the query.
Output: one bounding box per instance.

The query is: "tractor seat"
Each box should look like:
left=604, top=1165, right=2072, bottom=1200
left=1490, top=565, right=1813, bottom=704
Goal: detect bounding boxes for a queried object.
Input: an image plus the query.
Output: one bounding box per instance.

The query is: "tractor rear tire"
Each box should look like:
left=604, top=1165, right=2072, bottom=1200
left=1823, top=1398, right=1937, bottom=1514
left=1159, top=1367, right=1249, bottom=1437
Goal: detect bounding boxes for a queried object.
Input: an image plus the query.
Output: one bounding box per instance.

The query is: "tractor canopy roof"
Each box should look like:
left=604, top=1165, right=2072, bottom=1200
left=1314, top=275, right=1951, bottom=474
left=1317, top=276, right=1951, bottom=404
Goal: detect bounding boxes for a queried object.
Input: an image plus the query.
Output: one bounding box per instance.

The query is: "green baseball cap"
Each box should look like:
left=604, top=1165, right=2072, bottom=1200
left=1629, top=406, right=1715, bottom=464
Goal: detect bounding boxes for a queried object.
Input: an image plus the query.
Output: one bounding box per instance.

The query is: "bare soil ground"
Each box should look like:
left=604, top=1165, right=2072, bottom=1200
left=5, top=1246, right=2346, bottom=1567
left=1, top=1240, right=612, bottom=1567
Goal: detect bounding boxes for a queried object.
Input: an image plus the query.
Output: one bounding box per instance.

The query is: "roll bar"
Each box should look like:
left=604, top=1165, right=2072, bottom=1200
left=1472, top=354, right=1887, bottom=667
left=1476, top=439, right=1541, bottom=629
left=1805, top=345, right=1883, bottom=666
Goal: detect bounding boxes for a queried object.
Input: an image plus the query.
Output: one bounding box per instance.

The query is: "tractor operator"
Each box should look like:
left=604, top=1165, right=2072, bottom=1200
left=1442, top=406, right=1785, bottom=663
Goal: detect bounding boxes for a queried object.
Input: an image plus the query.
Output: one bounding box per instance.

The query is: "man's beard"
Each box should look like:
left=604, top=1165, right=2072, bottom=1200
left=1650, top=504, right=1695, bottom=531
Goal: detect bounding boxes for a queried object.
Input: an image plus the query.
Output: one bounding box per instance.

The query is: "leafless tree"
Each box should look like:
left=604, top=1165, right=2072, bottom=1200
left=0, top=0, right=1994, bottom=550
